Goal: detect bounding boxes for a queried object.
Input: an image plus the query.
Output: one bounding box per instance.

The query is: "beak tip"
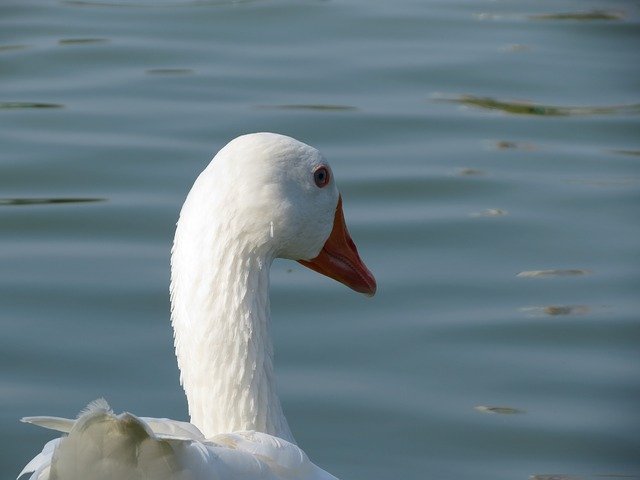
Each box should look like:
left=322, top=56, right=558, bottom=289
left=298, top=195, right=378, bottom=298
left=359, top=275, right=377, bottom=297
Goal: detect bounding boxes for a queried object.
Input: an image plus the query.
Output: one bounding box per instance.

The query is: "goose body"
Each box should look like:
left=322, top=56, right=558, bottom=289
left=19, top=133, right=376, bottom=480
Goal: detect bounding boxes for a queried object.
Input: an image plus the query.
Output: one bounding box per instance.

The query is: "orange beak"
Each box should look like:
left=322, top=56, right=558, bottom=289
left=298, top=196, right=376, bottom=296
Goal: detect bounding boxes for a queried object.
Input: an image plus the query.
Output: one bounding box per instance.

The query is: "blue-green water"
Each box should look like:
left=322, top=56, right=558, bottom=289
left=2, top=0, right=639, bottom=479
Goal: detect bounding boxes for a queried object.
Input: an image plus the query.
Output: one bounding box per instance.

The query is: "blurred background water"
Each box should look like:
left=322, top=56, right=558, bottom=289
left=1, top=0, right=639, bottom=478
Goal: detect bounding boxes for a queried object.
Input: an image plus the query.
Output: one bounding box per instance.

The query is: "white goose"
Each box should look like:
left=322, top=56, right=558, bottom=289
left=19, top=133, right=376, bottom=480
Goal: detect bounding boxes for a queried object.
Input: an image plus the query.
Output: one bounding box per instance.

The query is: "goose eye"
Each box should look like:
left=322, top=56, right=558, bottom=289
left=313, top=166, right=330, bottom=188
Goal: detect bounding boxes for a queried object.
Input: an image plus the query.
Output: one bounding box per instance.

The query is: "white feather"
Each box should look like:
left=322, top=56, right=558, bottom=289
left=20, top=133, right=348, bottom=480
left=19, top=405, right=337, bottom=480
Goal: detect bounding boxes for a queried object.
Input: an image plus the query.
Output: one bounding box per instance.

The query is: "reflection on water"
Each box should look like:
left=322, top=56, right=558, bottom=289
left=470, top=208, right=509, bottom=217
left=146, top=68, right=194, bottom=75
left=474, top=406, right=526, bottom=415
left=62, top=0, right=262, bottom=8
left=494, top=141, right=537, bottom=151
left=475, top=10, right=625, bottom=22
left=530, top=10, right=625, bottom=21
left=0, top=198, right=105, bottom=207
left=567, top=179, right=639, bottom=187
left=521, top=305, right=591, bottom=316
left=457, top=168, right=485, bottom=177
left=438, top=95, right=640, bottom=117
left=0, top=45, right=29, bottom=52
left=58, top=38, right=109, bottom=45
left=0, top=102, right=63, bottom=109
left=517, top=269, right=592, bottom=278
left=611, top=150, right=640, bottom=157
left=529, top=475, right=581, bottom=480
left=256, top=104, right=358, bottom=111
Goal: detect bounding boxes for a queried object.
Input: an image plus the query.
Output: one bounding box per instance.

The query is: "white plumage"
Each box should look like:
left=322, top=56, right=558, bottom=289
left=19, top=133, right=375, bottom=480
left=20, top=399, right=336, bottom=480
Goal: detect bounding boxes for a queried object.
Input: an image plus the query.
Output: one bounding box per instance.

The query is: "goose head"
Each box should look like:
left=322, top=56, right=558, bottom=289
left=180, top=132, right=376, bottom=296
left=172, top=132, right=375, bottom=438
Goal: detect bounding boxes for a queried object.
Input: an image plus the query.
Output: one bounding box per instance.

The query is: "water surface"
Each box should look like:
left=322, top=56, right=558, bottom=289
left=1, top=0, right=639, bottom=479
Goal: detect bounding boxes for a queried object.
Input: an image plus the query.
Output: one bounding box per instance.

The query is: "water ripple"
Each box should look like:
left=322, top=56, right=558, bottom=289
left=146, top=68, right=194, bottom=75
left=520, top=305, right=591, bottom=317
left=530, top=10, right=625, bottom=21
left=494, top=140, right=537, bottom=151
left=470, top=208, right=509, bottom=217
left=517, top=269, right=592, bottom=278
left=0, top=102, right=63, bottom=110
left=62, top=0, right=263, bottom=7
left=474, top=405, right=526, bottom=415
left=529, top=475, right=581, bottom=480
left=0, top=198, right=105, bottom=207
left=256, top=104, right=358, bottom=112
left=611, top=150, right=640, bottom=157
left=436, top=95, right=640, bottom=117
left=0, top=45, right=29, bottom=52
left=58, top=38, right=109, bottom=45
left=474, top=10, right=625, bottom=22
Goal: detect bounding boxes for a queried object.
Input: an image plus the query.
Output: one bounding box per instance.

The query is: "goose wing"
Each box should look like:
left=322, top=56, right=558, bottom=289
left=19, top=400, right=338, bottom=480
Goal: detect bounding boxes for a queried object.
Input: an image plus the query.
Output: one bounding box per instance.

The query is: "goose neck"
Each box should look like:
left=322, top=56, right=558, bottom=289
left=171, top=232, right=293, bottom=442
